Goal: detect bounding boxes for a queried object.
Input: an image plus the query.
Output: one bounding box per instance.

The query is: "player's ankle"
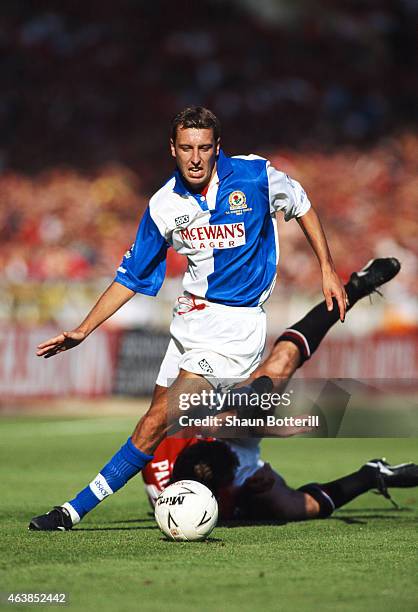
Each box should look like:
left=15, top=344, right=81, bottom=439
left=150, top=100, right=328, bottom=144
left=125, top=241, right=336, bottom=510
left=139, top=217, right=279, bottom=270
left=62, top=502, right=80, bottom=525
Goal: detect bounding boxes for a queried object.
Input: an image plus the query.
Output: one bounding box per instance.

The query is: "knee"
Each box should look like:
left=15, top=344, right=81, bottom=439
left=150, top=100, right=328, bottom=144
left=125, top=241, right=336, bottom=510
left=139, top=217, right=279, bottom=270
left=298, top=484, right=333, bottom=518
left=246, top=487, right=314, bottom=522
left=270, top=491, right=319, bottom=522
left=303, top=493, right=320, bottom=518
left=257, top=341, right=300, bottom=380
left=271, top=494, right=309, bottom=521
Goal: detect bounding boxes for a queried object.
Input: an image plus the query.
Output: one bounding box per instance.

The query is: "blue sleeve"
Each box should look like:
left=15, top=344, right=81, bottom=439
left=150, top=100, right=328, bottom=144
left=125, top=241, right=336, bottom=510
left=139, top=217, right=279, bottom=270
left=114, top=208, right=169, bottom=296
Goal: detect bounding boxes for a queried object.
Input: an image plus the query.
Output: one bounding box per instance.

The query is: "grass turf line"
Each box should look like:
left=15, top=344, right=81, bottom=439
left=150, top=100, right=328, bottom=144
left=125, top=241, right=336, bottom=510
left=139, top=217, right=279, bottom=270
left=0, top=416, right=417, bottom=612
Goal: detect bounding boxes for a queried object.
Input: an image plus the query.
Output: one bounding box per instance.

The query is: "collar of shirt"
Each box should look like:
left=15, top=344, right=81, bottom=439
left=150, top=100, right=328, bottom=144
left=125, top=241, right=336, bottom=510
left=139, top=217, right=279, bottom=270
left=172, top=149, right=233, bottom=196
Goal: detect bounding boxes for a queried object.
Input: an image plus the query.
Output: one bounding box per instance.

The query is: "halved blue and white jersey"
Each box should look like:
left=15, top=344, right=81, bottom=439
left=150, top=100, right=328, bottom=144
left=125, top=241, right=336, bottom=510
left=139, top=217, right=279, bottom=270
left=115, top=150, right=311, bottom=307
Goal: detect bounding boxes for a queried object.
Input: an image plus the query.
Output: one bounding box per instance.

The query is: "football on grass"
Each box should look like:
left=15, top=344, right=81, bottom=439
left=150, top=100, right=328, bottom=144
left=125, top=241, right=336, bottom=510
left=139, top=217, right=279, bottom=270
left=154, top=480, right=218, bottom=541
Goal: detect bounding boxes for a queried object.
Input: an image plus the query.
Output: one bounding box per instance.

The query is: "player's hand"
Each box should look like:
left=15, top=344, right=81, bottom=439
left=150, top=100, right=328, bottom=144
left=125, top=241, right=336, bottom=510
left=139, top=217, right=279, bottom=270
left=241, top=464, right=277, bottom=494
left=36, top=330, right=87, bottom=358
left=321, top=267, right=347, bottom=322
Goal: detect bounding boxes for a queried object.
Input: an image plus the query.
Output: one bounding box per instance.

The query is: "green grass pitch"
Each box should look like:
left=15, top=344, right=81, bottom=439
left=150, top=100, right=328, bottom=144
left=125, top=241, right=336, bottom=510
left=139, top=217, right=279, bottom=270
left=1, top=415, right=417, bottom=612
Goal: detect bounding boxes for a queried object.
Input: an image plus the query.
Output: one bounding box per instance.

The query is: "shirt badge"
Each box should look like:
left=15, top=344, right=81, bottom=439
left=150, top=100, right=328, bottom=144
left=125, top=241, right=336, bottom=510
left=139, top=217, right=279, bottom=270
left=228, top=190, right=247, bottom=211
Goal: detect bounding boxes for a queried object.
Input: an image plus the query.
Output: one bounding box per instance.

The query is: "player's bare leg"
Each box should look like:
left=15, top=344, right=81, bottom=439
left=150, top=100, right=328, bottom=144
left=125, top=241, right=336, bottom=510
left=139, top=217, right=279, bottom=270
left=131, top=371, right=212, bottom=454
left=131, top=384, right=169, bottom=453
left=251, top=341, right=301, bottom=381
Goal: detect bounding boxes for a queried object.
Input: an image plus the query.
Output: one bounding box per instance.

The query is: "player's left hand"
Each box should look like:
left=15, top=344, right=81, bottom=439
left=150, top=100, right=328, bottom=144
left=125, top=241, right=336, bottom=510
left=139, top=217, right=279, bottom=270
left=242, top=464, right=276, bottom=494
left=321, top=267, right=347, bottom=322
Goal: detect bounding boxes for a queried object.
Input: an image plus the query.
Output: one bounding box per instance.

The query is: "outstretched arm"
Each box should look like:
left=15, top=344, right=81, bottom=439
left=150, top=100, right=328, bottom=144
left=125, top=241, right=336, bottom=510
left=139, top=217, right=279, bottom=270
left=36, top=281, right=134, bottom=358
left=297, top=207, right=347, bottom=321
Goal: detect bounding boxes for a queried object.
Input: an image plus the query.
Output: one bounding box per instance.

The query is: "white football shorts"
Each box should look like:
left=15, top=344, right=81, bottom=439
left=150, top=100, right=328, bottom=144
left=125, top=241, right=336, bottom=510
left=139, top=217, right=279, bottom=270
left=156, top=293, right=267, bottom=388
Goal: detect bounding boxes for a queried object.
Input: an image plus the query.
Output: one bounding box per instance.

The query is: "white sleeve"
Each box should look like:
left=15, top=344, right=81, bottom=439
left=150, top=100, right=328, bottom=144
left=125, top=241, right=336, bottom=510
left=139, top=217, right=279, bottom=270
left=266, top=162, right=311, bottom=221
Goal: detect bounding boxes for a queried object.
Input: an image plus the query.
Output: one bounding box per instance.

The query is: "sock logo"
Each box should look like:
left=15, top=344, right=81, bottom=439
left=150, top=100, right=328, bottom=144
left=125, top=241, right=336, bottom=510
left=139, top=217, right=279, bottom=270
left=89, top=473, right=113, bottom=500
left=94, top=479, right=109, bottom=498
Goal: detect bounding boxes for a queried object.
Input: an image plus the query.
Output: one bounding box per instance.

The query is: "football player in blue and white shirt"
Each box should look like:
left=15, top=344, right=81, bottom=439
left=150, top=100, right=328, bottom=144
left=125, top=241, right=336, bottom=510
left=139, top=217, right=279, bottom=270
left=30, top=106, right=348, bottom=530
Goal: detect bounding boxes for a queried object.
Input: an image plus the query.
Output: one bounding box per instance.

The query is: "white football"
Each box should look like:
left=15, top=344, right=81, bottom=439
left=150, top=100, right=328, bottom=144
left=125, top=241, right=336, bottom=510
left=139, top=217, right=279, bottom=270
left=154, top=479, right=218, bottom=541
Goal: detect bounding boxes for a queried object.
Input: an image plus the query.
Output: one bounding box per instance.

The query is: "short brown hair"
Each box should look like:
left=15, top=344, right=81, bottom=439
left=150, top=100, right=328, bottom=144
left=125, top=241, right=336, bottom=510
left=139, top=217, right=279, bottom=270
left=171, top=106, right=221, bottom=142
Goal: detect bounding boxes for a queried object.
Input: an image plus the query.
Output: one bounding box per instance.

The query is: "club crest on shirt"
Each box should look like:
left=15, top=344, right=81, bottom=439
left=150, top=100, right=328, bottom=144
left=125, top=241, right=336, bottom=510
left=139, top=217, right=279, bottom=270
left=228, top=190, right=247, bottom=210
left=227, top=191, right=252, bottom=216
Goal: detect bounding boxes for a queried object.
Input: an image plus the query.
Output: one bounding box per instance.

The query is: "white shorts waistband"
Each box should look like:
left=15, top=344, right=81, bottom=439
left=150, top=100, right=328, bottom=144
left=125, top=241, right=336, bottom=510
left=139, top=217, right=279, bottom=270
left=176, top=292, right=264, bottom=315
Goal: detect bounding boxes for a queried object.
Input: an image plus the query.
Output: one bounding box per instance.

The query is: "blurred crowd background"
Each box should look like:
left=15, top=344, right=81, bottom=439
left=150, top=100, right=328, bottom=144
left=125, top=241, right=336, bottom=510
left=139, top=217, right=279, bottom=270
left=1, top=0, right=417, bottom=336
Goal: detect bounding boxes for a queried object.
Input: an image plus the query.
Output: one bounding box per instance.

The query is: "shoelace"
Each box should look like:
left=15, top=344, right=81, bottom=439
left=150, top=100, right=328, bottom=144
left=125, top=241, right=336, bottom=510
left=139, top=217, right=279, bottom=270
left=177, top=294, right=207, bottom=315
left=373, top=471, right=400, bottom=510
left=52, top=506, right=71, bottom=526
left=368, top=287, right=383, bottom=305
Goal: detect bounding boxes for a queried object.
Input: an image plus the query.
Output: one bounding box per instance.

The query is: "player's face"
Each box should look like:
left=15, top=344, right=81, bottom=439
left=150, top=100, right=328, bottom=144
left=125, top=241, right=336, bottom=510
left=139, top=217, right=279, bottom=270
left=170, top=127, right=220, bottom=192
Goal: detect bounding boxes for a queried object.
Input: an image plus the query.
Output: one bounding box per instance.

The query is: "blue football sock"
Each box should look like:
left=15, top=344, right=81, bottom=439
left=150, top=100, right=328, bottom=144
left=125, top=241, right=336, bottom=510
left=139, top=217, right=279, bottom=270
left=65, top=438, right=153, bottom=523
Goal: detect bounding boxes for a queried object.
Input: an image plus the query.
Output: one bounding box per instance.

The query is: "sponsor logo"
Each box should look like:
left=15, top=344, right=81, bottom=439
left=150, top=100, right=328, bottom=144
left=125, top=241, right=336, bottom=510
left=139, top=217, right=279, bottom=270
left=175, top=214, right=189, bottom=226
left=198, top=358, right=214, bottom=374
left=180, top=222, right=246, bottom=249
left=151, top=459, right=171, bottom=488
left=157, top=495, right=185, bottom=506
left=229, top=190, right=247, bottom=210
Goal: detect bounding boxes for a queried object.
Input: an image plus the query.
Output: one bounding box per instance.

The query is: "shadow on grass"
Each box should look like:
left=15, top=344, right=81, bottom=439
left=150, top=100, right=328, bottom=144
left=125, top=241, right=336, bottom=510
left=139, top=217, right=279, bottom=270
left=157, top=537, right=224, bottom=544
left=218, top=506, right=415, bottom=528
left=335, top=507, right=414, bottom=513
left=332, top=516, right=368, bottom=525
left=76, top=525, right=159, bottom=531
left=107, top=518, right=154, bottom=524
left=324, top=505, right=414, bottom=525
left=220, top=519, right=287, bottom=528
left=77, top=516, right=156, bottom=530
left=76, top=506, right=415, bottom=531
